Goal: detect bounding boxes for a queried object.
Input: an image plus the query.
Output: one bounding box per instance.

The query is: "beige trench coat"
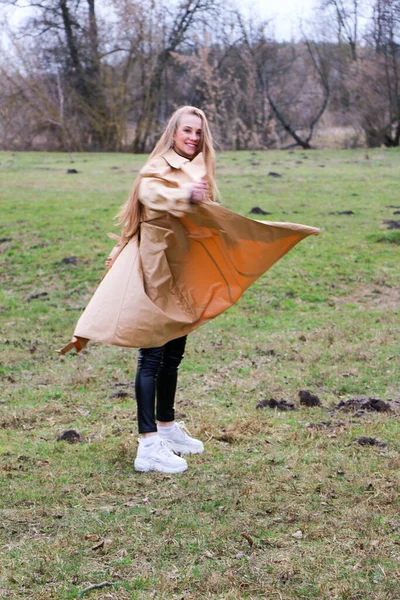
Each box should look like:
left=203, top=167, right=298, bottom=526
left=67, top=149, right=319, bottom=350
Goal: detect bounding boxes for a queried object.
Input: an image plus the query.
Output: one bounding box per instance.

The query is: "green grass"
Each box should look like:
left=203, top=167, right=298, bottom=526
left=1, top=148, right=400, bottom=599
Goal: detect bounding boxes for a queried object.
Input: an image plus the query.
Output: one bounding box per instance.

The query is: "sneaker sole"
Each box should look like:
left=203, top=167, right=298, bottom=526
left=134, top=459, right=188, bottom=474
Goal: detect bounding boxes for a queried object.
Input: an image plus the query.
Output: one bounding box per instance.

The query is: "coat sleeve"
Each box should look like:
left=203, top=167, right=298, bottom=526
left=138, top=156, right=195, bottom=217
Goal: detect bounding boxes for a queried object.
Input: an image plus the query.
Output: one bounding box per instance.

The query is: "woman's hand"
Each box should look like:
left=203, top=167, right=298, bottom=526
left=190, top=179, right=208, bottom=203
left=105, top=257, right=112, bottom=267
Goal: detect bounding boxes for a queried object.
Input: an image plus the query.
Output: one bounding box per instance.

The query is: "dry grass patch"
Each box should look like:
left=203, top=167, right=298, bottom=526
left=332, top=282, right=400, bottom=311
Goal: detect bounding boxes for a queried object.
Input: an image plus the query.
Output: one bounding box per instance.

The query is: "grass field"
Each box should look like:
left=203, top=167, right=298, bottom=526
left=0, top=148, right=399, bottom=600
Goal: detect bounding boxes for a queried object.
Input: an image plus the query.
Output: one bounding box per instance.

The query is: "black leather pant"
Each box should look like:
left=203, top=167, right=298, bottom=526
left=135, top=336, right=187, bottom=434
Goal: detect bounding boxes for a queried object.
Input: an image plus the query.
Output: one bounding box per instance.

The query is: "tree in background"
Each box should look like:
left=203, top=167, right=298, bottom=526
left=128, top=0, right=221, bottom=152
left=318, top=0, right=400, bottom=147
left=237, top=13, right=331, bottom=149
left=366, top=0, right=400, bottom=145
left=1, top=0, right=399, bottom=150
left=321, top=0, right=361, bottom=60
left=1, top=0, right=120, bottom=149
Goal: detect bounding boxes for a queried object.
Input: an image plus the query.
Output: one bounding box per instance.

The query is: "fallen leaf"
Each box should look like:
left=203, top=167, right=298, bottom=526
left=85, top=534, right=100, bottom=541
left=92, top=540, right=105, bottom=551
left=292, top=530, right=303, bottom=539
left=241, top=532, right=254, bottom=547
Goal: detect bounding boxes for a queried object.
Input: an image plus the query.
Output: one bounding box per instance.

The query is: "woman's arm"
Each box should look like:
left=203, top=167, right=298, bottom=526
left=104, top=234, right=126, bottom=268
left=139, top=156, right=202, bottom=217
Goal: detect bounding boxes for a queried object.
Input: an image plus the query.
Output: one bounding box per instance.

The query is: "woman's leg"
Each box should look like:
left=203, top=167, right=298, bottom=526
left=156, top=336, right=204, bottom=455
left=134, top=344, right=188, bottom=473
left=135, top=346, right=163, bottom=434
left=156, top=335, right=187, bottom=424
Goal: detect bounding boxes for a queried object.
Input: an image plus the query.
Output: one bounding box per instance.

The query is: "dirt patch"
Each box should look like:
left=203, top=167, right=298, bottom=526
left=256, top=398, right=296, bottom=411
left=299, top=390, right=322, bottom=407
left=335, top=397, right=392, bottom=413
left=26, top=291, right=48, bottom=302
left=383, top=220, right=400, bottom=230
left=57, top=429, right=81, bottom=443
left=356, top=436, right=387, bottom=448
left=61, top=256, right=78, bottom=265
left=110, top=389, right=131, bottom=399
left=249, top=206, right=271, bottom=215
left=109, top=382, right=134, bottom=399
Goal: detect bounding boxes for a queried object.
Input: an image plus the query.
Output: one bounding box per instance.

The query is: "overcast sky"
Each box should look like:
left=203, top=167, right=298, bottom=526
left=2, top=0, right=319, bottom=42
left=241, top=0, right=318, bottom=39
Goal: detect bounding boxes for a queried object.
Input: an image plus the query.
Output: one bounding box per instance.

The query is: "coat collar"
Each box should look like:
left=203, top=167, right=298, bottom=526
left=162, top=148, right=204, bottom=170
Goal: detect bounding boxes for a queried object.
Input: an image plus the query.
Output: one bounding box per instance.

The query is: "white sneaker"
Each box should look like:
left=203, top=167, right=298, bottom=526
left=160, top=421, right=204, bottom=455
left=134, top=437, right=187, bottom=474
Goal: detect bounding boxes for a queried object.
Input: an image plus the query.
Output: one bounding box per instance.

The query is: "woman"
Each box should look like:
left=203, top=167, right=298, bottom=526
left=59, top=106, right=319, bottom=474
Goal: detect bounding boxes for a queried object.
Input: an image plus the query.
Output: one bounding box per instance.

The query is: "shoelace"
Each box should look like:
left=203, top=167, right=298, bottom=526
left=175, top=421, right=193, bottom=439
left=158, top=439, right=176, bottom=455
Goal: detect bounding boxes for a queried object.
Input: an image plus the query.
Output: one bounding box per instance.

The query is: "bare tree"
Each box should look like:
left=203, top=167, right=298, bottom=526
left=237, top=14, right=331, bottom=149
left=0, top=0, right=120, bottom=149
left=321, top=0, right=362, bottom=60
left=1, top=0, right=398, bottom=151
left=329, top=0, right=400, bottom=146
left=370, top=0, right=400, bottom=145
left=130, top=0, right=221, bottom=152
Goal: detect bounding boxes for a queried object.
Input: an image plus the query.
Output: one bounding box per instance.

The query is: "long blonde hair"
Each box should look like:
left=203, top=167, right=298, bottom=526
left=117, top=106, right=216, bottom=240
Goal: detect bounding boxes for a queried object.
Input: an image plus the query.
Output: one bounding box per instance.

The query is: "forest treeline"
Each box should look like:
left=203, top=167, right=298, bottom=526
left=0, top=0, right=399, bottom=152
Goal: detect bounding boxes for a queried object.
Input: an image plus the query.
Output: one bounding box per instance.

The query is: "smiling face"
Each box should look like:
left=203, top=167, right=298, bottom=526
left=173, top=114, right=202, bottom=159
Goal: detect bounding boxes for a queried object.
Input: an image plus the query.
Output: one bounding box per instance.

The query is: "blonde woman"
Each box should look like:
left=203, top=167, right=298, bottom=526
left=59, top=106, right=319, bottom=474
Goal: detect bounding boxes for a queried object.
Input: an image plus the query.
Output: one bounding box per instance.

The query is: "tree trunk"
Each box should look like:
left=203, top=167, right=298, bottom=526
left=59, top=0, right=117, bottom=149
left=267, top=92, right=312, bottom=149
left=133, top=53, right=167, bottom=153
